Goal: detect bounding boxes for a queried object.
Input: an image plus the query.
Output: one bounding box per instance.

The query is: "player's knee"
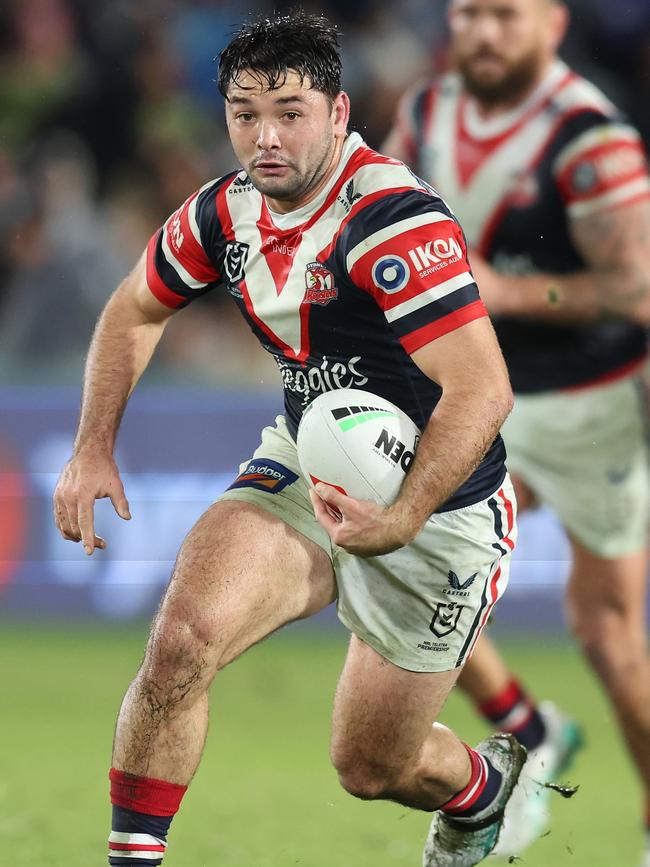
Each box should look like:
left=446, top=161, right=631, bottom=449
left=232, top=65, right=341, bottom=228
left=140, top=611, right=218, bottom=698
left=331, top=747, right=398, bottom=801
left=335, top=763, right=395, bottom=801
left=569, top=609, right=645, bottom=684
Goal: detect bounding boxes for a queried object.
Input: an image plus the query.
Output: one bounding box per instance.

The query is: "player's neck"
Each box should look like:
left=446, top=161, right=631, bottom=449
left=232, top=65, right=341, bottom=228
left=471, top=57, right=555, bottom=121
left=265, top=135, right=346, bottom=215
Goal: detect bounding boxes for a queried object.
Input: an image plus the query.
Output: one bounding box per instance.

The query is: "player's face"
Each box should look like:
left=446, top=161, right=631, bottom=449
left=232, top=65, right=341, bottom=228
left=225, top=70, right=349, bottom=211
left=448, top=0, right=567, bottom=105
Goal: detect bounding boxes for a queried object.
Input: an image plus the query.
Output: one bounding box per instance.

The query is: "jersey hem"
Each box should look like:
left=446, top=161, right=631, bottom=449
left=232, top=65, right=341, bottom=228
left=560, top=353, right=648, bottom=393
left=437, top=465, right=508, bottom=513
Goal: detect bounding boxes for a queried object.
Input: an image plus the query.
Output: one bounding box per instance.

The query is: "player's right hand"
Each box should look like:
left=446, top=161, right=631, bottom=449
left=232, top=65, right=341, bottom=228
left=53, top=451, right=131, bottom=556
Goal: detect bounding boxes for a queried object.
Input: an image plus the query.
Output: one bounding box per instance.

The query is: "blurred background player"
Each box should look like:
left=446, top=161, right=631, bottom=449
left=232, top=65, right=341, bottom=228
left=385, top=0, right=650, bottom=860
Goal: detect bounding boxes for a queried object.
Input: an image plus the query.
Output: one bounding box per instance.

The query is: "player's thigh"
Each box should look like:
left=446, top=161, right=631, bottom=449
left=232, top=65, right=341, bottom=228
left=502, top=377, right=650, bottom=559
left=154, top=499, right=336, bottom=670
left=331, top=634, right=460, bottom=771
left=565, top=535, right=648, bottom=654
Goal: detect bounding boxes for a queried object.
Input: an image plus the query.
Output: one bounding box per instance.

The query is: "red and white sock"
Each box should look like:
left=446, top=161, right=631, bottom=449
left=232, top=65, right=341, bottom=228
left=479, top=678, right=546, bottom=751
left=441, top=745, right=503, bottom=820
left=108, top=768, right=187, bottom=865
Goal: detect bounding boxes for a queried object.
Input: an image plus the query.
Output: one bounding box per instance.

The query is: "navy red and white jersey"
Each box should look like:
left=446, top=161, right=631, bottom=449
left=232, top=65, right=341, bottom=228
left=392, top=60, right=650, bottom=392
left=146, top=132, right=506, bottom=510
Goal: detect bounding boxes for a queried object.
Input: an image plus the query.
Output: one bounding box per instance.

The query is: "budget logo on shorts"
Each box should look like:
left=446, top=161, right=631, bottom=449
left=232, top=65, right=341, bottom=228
left=228, top=459, right=298, bottom=494
left=430, top=601, right=464, bottom=638
left=305, top=262, right=338, bottom=305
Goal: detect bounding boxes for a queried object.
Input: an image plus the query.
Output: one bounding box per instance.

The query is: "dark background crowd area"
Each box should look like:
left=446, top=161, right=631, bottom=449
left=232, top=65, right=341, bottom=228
left=1, top=0, right=649, bottom=388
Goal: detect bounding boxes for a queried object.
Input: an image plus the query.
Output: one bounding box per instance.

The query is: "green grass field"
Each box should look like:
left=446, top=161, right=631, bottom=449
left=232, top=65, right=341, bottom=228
left=1, top=622, right=642, bottom=866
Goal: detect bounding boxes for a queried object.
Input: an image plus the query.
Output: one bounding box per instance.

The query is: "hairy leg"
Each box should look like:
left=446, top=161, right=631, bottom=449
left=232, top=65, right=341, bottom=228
left=565, top=537, right=650, bottom=797
left=112, top=501, right=336, bottom=784
left=330, top=635, right=468, bottom=810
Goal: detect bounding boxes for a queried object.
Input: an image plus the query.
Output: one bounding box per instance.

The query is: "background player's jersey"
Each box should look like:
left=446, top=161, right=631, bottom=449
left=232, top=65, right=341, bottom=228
left=393, top=60, right=650, bottom=393
left=146, top=132, right=505, bottom=510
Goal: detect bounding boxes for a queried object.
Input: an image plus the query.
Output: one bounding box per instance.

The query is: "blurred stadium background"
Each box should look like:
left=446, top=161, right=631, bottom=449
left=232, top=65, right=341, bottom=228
left=1, top=1, right=649, bottom=864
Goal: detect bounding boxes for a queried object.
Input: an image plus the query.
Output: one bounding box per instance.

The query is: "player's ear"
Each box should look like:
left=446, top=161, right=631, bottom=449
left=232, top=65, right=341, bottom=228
left=332, top=91, right=350, bottom=135
left=547, top=1, right=569, bottom=53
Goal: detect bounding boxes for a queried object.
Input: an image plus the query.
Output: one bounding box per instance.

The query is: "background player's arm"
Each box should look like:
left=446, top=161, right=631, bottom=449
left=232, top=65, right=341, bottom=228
left=381, top=84, right=423, bottom=170
left=311, top=316, right=512, bottom=556
left=472, top=197, right=650, bottom=323
left=53, top=253, right=176, bottom=554
left=563, top=198, right=650, bottom=320
left=382, top=125, right=413, bottom=166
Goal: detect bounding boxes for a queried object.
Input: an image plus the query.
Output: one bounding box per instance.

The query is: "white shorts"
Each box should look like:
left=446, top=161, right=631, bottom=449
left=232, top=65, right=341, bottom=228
left=502, top=374, right=650, bottom=559
left=220, top=416, right=517, bottom=672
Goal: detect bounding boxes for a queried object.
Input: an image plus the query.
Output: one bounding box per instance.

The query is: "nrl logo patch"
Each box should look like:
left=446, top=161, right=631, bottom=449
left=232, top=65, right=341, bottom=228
left=304, top=261, right=338, bottom=305
left=224, top=241, right=249, bottom=285
left=430, top=601, right=464, bottom=638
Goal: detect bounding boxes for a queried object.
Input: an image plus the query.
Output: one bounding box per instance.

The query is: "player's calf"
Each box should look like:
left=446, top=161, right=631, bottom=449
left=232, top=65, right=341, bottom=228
left=332, top=726, right=499, bottom=813
left=107, top=619, right=218, bottom=866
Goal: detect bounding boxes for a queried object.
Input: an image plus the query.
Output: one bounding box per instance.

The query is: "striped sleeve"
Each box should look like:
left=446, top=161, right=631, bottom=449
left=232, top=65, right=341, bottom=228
left=145, top=179, right=225, bottom=308
left=553, top=121, right=650, bottom=221
left=346, top=200, right=487, bottom=354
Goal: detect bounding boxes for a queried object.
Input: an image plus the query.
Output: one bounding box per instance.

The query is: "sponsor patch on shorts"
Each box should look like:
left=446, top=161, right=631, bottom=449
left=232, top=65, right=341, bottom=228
left=228, top=459, right=298, bottom=494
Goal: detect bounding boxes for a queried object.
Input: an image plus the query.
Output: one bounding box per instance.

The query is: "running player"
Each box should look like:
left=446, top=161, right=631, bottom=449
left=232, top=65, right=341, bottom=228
left=53, top=11, right=529, bottom=867
left=385, top=0, right=650, bottom=861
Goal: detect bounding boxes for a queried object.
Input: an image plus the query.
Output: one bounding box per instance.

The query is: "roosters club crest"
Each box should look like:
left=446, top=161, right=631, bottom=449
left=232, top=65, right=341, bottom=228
left=304, top=261, right=338, bottom=306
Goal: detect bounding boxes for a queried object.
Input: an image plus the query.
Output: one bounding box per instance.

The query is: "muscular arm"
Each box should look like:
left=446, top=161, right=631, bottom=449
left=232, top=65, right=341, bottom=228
left=391, top=316, right=512, bottom=531
left=54, top=253, right=176, bottom=553
left=311, top=317, right=513, bottom=555
left=478, top=198, right=650, bottom=323
left=74, top=253, right=173, bottom=453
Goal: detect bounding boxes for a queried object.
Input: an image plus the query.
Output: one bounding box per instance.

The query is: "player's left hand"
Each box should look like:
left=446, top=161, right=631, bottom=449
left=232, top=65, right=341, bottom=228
left=469, top=251, right=511, bottom=314
left=309, top=483, right=415, bottom=556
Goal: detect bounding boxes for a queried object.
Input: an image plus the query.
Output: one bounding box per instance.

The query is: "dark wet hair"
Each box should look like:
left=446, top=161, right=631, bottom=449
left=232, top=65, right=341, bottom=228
left=217, top=9, right=342, bottom=101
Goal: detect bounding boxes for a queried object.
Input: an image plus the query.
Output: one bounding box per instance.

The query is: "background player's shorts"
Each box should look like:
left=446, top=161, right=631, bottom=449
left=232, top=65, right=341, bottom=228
left=219, top=416, right=517, bottom=673
left=502, top=373, right=650, bottom=559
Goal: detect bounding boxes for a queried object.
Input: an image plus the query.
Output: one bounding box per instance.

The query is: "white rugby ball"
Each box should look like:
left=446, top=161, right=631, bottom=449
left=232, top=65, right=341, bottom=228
left=297, top=388, right=421, bottom=506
